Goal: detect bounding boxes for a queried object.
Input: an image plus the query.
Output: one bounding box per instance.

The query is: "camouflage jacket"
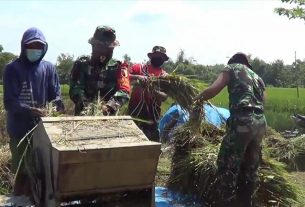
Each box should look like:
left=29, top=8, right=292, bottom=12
left=69, top=56, right=130, bottom=113
left=225, top=63, right=265, bottom=114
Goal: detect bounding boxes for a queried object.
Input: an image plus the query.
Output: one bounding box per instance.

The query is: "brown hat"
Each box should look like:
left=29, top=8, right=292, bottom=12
left=147, top=46, right=169, bottom=61
left=88, top=25, right=120, bottom=48
left=228, top=52, right=252, bottom=69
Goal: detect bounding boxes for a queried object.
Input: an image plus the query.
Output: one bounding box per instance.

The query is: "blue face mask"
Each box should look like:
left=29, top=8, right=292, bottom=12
left=25, top=49, right=43, bottom=62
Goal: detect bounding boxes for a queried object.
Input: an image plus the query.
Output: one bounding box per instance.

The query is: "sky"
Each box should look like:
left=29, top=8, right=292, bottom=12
left=0, top=0, right=304, bottom=66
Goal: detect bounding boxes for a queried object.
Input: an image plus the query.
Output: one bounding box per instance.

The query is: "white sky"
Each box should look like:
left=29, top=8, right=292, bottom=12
left=0, top=0, right=304, bottom=65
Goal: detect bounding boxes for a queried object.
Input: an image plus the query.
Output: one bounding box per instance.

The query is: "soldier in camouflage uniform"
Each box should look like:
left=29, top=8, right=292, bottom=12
left=69, top=26, right=130, bottom=115
left=193, top=53, right=266, bottom=207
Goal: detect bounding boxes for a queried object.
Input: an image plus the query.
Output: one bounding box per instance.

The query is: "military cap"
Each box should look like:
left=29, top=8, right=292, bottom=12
left=147, top=46, right=169, bottom=61
left=88, top=25, right=120, bottom=48
left=228, top=52, right=252, bottom=69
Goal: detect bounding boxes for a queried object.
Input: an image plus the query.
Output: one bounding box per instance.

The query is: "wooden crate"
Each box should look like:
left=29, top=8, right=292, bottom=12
left=30, top=116, right=161, bottom=206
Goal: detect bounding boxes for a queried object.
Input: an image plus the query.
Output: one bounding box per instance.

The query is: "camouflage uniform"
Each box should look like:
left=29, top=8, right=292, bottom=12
left=214, top=63, right=266, bottom=207
left=69, top=26, right=130, bottom=115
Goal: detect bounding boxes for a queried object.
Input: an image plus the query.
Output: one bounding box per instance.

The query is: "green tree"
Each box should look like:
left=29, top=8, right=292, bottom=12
left=176, top=49, right=186, bottom=63
left=0, top=47, right=17, bottom=83
left=123, top=54, right=131, bottom=64
left=251, top=58, right=267, bottom=80
left=275, top=0, right=305, bottom=20
left=163, top=59, right=175, bottom=73
left=56, top=53, right=74, bottom=84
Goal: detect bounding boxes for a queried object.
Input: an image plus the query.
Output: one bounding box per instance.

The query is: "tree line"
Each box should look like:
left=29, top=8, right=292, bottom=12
left=1, top=45, right=305, bottom=88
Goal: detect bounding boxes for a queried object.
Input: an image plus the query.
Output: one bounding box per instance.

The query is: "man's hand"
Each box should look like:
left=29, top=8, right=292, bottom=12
left=192, top=94, right=203, bottom=104
left=137, top=75, right=148, bottom=85
left=130, top=74, right=148, bottom=85
left=101, top=105, right=112, bottom=116
left=153, top=89, right=168, bottom=102
left=30, top=107, right=47, bottom=117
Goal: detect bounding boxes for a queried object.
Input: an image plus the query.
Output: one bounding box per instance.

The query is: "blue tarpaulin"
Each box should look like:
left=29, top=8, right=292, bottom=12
left=159, top=103, right=230, bottom=142
left=155, top=187, right=201, bottom=207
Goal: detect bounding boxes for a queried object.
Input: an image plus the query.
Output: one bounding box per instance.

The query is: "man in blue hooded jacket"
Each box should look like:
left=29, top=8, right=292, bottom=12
left=3, top=27, right=64, bottom=195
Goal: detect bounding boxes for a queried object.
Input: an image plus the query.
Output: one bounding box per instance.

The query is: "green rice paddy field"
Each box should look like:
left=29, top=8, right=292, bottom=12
left=211, top=87, right=305, bottom=132
left=1, top=83, right=305, bottom=132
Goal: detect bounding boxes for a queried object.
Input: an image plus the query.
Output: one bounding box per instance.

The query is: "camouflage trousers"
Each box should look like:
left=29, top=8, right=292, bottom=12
left=213, top=111, right=266, bottom=207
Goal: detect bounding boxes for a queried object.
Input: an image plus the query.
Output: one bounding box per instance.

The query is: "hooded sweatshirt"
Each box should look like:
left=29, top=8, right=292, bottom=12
left=3, top=27, right=63, bottom=139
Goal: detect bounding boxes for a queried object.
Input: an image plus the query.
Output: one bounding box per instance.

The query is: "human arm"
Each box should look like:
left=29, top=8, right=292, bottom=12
left=3, top=64, right=46, bottom=117
left=153, top=90, right=168, bottom=102
left=69, top=60, right=86, bottom=106
left=152, top=70, right=168, bottom=102
left=48, top=64, right=65, bottom=112
left=128, top=64, right=148, bottom=84
left=3, top=64, right=32, bottom=116
left=103, top=62, right=131, bottom=115
left=193, top=71, right=230, bottom=102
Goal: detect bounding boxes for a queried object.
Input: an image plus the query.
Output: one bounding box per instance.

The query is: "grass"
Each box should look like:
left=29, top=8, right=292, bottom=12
left=1, top=82, right=304, bottom=131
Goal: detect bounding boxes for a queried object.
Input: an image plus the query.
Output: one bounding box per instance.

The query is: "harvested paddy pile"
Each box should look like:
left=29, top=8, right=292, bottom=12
left=146, top=75, right=305, bottom=206
left=0, top=145, right=13, bottom=194
left=263, top=128, right=305, bottom=171
left=0, top=104, right=8, bottom=144
left=167, top=122, right=305, bottom=207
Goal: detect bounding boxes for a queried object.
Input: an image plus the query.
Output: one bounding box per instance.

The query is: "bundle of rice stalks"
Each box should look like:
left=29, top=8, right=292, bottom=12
left=0, top=144, right=13, bottom=194
left=140, top=75, right=199, bottom=110
left=168, top=123, right=305, bottom=207
left=80, top=96, right=105, bottom=116
left=257, top=157, right=305, bottom=207
left=263, top=127, right=305, bottom=171
left=0, top=103, right=9, bottom=144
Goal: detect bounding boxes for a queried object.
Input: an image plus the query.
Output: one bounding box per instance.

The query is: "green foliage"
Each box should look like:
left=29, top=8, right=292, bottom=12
left=60, top=84, right=69, bottom=96
left=123, top=54, right=131, bottom=64
left=164, top=49, right=305, bottom=88
left=56, top=53, right=74, bottom=84
left=275, top=0, right=305, bottom=20
left=0, top=49, right=17, bottom=84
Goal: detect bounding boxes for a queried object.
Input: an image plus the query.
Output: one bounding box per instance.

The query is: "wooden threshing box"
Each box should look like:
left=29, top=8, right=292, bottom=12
left=31, top=116, right=161, bottom=206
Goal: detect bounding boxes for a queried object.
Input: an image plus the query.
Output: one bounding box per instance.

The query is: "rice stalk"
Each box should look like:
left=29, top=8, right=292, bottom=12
left=80, top=96, right=105, bottom=116
left=0, top=103, right=9, bottom=144
left=168, top=122, right=305, bottom=207
left=138, top=75, right=199, bottom=111
left=0, top=144, right=13, bottom=194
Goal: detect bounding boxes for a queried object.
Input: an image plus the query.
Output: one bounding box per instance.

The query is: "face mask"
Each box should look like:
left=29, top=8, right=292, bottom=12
left=150, top=57, right=164, bottom=68
left=26, top=49, right=43, bottom=62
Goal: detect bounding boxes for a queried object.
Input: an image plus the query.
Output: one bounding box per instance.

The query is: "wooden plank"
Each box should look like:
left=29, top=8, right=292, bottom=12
left=58, top=144, right=161, bottom=164
left=54, top=141, right=160, bottom=151
left=39, top=118, right=159, bottom=151
left=41, top=116, right=133, bottom=122
left=58, top=158, right=158, bottom=193
left=33, top=116, right=161, bottom=201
